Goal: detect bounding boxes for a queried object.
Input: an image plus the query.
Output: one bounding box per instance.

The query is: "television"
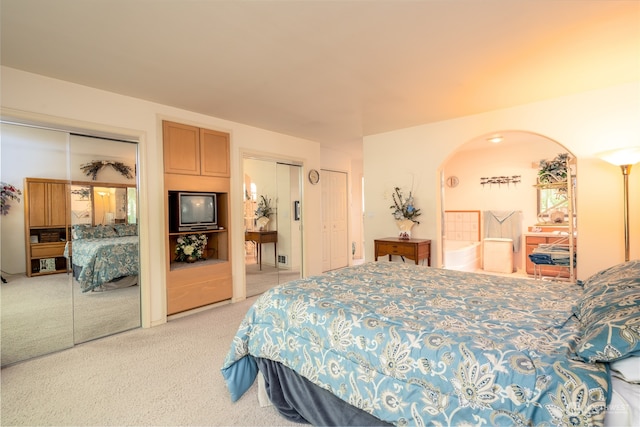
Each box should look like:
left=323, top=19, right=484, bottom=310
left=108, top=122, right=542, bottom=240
left=169, top=191, right=218, bottom=232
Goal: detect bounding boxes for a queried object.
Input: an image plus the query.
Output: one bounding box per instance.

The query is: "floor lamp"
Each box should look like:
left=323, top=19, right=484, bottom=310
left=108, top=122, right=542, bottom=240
left=97, top=191, right=108, bottom=225
left=597, top=147, right=640, bottom=262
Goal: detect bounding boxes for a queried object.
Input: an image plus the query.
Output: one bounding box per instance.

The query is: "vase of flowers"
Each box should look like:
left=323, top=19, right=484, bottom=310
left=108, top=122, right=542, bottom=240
left=255, top=195, right=273, bottom=230
left=390, top=186, right=421, bottom=239
left=1, top=182, right=22, bottom=216
left=174, top=234, right=208, bottom=262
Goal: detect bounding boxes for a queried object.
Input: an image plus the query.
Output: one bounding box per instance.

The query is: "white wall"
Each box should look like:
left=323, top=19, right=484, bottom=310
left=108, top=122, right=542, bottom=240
left=364, top=82, right=640, bottom=280
left=1, top=66, right=331, bottom=328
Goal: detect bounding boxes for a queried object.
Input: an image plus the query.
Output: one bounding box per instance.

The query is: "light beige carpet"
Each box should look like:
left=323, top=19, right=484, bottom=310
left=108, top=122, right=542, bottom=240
left=1, top=272, right=140, bottom=366
left=1, top=295, right=298, bottom=426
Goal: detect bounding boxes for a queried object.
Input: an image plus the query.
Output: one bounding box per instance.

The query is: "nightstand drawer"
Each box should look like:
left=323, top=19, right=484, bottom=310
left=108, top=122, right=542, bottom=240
left=379, top=243, right=413, bottom=257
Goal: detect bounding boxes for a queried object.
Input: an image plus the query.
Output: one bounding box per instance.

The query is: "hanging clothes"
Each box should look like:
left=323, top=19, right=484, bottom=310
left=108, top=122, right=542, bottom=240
left=484, top=211, right=522, bottom=252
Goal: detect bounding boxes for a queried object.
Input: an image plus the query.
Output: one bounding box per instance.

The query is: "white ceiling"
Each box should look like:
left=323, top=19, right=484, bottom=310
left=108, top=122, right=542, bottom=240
left=2, top=1, right=639, bottom=158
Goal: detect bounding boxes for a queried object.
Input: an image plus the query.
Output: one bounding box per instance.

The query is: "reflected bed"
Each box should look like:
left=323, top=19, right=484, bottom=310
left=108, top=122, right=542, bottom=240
left=69, top=224, right=139, bottom=292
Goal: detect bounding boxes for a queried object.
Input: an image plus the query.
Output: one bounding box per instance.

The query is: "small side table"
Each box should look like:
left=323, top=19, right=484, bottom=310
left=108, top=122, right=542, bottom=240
left=245, top=230, right=278, bottom=270
left=374, top=237, right=431, bottom=266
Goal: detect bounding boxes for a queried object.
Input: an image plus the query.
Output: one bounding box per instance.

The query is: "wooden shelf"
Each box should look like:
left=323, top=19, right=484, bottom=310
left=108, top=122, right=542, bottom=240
left=24, top=178, right=70, bottom=277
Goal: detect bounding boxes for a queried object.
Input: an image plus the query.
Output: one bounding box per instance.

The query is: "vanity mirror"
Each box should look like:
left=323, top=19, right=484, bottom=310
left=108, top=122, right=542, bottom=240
left=537, top=186, right=570, bottom=225
left=536, top=153, right=575, bottom=225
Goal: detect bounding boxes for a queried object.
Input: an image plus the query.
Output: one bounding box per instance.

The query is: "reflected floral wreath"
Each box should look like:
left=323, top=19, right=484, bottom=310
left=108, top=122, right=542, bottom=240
left=81, top=160, right=134, bottom=180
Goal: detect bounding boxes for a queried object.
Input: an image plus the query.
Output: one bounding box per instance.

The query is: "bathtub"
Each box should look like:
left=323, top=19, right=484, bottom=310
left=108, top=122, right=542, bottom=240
left=444, top=240, right=481, bottom=272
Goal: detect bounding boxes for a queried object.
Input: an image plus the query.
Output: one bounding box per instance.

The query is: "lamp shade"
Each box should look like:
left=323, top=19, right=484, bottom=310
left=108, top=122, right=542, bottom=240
left=596, top=146, right=640, bottom=166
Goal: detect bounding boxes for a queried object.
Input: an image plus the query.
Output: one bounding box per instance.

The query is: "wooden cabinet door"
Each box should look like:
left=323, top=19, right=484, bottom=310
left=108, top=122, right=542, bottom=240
left=29, top=181, right=68, bottom=226
left=28, top=181, right=48, bottom=227
left=163, top=121, right=200, bottom=175
left=48, top=182, right=68, bottom=226
left=200, top=128, right=230, bottom=177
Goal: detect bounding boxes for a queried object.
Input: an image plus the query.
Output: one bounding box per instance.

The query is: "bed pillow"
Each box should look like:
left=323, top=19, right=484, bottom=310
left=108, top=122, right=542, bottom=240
left=113, top=223, right=138, bottom=237
left=610, top=356, right=640, bottom=383
left=98, top=225, right=118, bottom=238
left=71, top=225, right=91, bottom=240
left=73, top=225, right=117, bottom=239
left=574, top=260, right=640, bottom=322
left=573, top=260, right=640, bottom=363
left=580, top=259, right=640, bottom=295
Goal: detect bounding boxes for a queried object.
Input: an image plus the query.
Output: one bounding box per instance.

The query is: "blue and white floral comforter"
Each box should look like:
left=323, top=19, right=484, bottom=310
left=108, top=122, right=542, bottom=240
left=222, top=262, right=609, bottom=426
left=72, top=236, right=139, bottom=292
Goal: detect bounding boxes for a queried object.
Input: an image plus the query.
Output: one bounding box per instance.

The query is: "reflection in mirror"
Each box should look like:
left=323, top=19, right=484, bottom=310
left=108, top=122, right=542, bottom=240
left=71, top=183, right=139, bottom=344
left=537, top=187, right=569, bottom=224
left=243, top=158, right=302, bottom=297
left=0, top=123, right=140, bottom=367
left=1, top=124, right=74, bottom=366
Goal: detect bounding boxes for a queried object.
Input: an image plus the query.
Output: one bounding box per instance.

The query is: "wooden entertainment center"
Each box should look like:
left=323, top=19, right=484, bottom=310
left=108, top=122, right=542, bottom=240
left=163, top=120, right=232, bottom=315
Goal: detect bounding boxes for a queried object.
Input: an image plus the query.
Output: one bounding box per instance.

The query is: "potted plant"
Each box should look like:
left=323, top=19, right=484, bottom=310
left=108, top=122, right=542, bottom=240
left=255, top=195, right=273, bottom=230
left=538, top=153, right=569, bottom=185
left=1, top=182, right=22, bottom=215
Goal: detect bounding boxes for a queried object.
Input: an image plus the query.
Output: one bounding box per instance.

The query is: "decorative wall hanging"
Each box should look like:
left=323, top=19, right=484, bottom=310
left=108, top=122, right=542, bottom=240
left=480, top=175, right=521, bottom=188
left=81, top=160, right=134, bottom=180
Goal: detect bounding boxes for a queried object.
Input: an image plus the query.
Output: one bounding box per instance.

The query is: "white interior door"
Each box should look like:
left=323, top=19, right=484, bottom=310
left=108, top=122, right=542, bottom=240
left=321, top=170, right=349, bottom=271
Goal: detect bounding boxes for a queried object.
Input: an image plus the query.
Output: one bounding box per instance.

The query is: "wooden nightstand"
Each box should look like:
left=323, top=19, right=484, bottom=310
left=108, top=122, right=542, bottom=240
left=374, top=237, right=431, bottom=266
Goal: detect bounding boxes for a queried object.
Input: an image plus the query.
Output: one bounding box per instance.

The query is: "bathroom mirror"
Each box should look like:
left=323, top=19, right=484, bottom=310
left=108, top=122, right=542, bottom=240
left=0, top=123, right=140, bottom=367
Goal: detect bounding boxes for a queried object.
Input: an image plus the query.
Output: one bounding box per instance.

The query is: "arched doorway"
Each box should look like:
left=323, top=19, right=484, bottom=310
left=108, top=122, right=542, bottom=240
left=440, top=130, right=576, bottom=278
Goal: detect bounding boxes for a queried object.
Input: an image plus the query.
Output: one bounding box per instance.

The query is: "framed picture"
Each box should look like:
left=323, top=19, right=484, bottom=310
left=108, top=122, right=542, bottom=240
left=40, top=258, right=56, bottom=272
left=294, top=201, right=300, bottom=221
left=30, top=235, right=39, bottom=244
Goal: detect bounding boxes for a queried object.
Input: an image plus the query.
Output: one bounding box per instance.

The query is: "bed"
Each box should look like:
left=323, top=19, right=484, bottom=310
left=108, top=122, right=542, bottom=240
left=69, top=224, right=139, bottom=292
left=222, top=260, right=640, bottom=426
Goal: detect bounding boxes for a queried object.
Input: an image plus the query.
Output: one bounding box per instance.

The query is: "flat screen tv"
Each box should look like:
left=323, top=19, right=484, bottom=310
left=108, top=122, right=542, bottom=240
left=169, top=191, right=218, bottom=232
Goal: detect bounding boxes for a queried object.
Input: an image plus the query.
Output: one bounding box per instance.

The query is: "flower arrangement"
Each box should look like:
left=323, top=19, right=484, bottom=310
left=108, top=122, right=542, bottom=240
left=174, top=234, right=208, bottom=262
left=538, top=153, right=569, bottom=184
left=1, top=182, right=22, bottom=215
left=390, top=187, right=421, bottom=224
left=255, top=195, right=273, bottom=218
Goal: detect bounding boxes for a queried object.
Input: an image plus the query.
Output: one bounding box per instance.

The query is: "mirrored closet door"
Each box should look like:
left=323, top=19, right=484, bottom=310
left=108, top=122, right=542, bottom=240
left=243, top=157, right=302, bottom=297
left=1, top=123, right=141, bottom=367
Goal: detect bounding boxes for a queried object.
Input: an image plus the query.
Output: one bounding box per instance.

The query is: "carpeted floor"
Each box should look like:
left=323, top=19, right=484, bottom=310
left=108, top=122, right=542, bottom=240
left=245, top=256, right=300, bottom=298
left=1, top=272, right=140, bottom=366
left=1, top=295, right=298, bottom=427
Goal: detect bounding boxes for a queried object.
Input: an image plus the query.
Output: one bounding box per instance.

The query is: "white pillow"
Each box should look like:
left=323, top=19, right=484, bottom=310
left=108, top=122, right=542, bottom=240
left=610, top=357, right=640, bottom=384
left=605, top=376, right=640, bottom=427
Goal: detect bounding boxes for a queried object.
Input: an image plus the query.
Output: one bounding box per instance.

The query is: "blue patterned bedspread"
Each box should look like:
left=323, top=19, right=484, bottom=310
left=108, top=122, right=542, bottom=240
left=222, top=262, right=609, bottom=426
left=72, top=236, right=139, bottom=292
